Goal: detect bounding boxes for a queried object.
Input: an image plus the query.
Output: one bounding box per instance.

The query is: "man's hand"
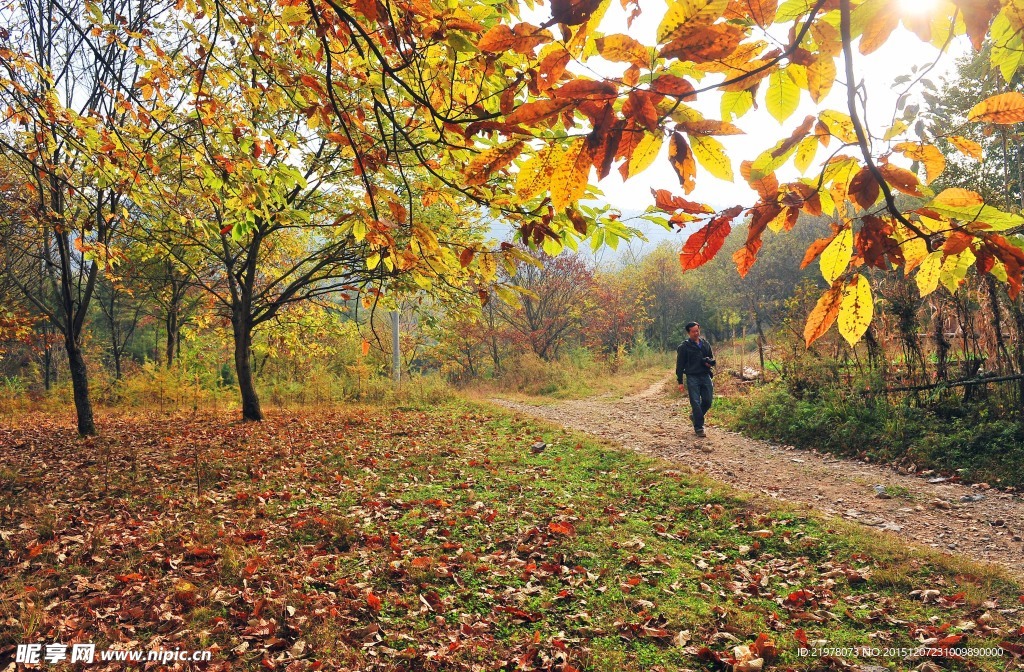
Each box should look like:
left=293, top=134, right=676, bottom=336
left=678, top=384, right=685, bottom=393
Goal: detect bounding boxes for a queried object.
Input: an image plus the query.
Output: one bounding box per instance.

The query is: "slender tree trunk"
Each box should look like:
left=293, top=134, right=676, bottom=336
left=43, top=321, right=52, bottom=391
left=986, top=275, right=1009, bottom=372
left=754, top=313, right=766, bottom=375
left=66, top=332, right=96, bottom=436
left=232, top=313, right=263, bottom=421
left=165, top=299, right=179, bottom=368
left=933, top=306, right=949, bottom=382
left=112, top=343, right=122, bottom=381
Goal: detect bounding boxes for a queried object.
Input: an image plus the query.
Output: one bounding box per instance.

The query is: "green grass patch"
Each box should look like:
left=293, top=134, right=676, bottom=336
left=722, top=383, right=1024, bottom=489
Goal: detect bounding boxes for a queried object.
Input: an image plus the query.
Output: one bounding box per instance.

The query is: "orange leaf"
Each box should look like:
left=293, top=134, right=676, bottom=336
left=859, top=6, right=899, bottom=55
left=804, top=284, right=843, bottom=347
left=549, top=521, right=576, bottom=536
left=506, top=99, right=573, bottom=126
left=679, top=206, right=743, bottom=270
left=878, top=163, right=922, bottom=197
left=459, top=247, right=475, bottom=268
left=954, top=0, right=1000, bottom=50
left=651, top=188, right=713, bottom=214
left=595, top=34, right=649, bottom=67
left=968, top=92, right=1024, bottom=124
left=649, top=73, right=695, bottom=99
left=366, top=590, right=382, bottom=612
left=477, top=23, right=549, bottom=54
left=660, top=22, right=744, bottom=63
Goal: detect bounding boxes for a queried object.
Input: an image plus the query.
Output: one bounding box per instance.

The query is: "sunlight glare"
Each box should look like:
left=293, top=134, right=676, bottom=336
left=898, top=0, right=940, bottom=17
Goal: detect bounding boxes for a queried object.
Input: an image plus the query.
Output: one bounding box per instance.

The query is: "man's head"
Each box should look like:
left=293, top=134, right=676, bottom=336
left=685, top=322, right=700, bottom=340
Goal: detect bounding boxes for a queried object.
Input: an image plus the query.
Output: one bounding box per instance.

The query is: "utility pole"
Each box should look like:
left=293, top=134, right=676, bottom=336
left=392, top=309, right=401, bottom=383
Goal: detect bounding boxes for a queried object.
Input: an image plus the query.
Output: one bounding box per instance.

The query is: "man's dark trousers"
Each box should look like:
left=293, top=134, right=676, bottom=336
left=685, top=373, right=713, bottom=430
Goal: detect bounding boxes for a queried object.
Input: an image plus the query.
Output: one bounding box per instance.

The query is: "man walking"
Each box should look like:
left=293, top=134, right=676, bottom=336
left=676, top=321, right=715, bottom=438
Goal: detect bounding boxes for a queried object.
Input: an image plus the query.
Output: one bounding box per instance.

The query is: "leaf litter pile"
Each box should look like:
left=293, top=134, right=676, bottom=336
left=1, top=404, right=1022, bottom=671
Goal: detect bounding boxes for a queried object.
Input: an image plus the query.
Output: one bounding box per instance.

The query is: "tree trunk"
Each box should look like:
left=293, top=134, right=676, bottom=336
left=165, top=299, right=179, bottom=368
left=986, top=275, right=1009, bottom=372
left=933, top=306, right=949, bottom=382
left=233, top=314, right=263, bottom=422
left=43, top=321, right=52, bottom=391
left=112, top=344, right=122, bottom=381
left=66, top=333, right=96, bottom=436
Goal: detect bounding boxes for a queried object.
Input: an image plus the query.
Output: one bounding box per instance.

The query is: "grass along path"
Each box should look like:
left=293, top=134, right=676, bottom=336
left=0, top=403, right=1021, bottom=671
left=491, top=377, right=1024, bottom=580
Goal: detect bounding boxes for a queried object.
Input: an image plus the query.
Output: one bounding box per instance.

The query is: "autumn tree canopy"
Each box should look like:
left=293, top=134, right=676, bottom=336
left=5, top=0, right=1024, bottom=430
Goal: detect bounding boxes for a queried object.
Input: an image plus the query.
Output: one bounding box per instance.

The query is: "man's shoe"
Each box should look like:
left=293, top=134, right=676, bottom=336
left=695, top=428, right=706, bottom=437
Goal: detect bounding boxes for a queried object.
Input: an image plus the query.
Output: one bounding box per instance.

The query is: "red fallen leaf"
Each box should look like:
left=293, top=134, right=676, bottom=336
left=938, top=591, right=966, bottom=606
left=1000, top=641, right=1024, bottom=656
left=549, top=521, right=576, bottom=536
left=115, top=572, right=145, bottom=583
left=27, top=542, right=45, bottom=558
left=784, top=588, right=816, bottom=607
left=933, top=634, right=965, bottom=648
left=238, top=530, right=266, bottom=543
left=366, top=589, right=382, bottom=612
left=750, top=633, right=777, bottom=659
left=495, top=606, right=541, bottom=622
left=186, top=545, right=217, bottom=559
left=794, top=628, right=809, bottom=647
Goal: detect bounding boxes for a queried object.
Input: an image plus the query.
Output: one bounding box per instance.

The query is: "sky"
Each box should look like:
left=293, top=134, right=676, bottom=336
left=512, top=0, right=975, bottom=258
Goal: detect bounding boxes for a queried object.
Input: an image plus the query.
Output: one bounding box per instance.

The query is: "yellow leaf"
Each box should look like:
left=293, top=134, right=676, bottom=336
left=893, top=142, right=945, bottom=184
left=794, top=136, right=818, bottom=173
left=967, top=91, right=1024, bottom=124
left=690, top=135, right=733, bottom=181
left=807, top=57, right=835, bottom=103
left=551, top=138, right=592, bottom=210
left=948, top=135, right=983, bottom=160
left=804, top=284, right=843, bottom=347
left=883, top=120, right=908, bottom=140
left=819, top=110, right=858, bottom=143
left=466, top=141, right=525, bottom=186
left=990, top=258, right=1008, bottom=282
left=595, top=34, right=649, bottom=67
left=838, top=274, right=873, bottom=346
left=931, top=187, right=984, bottom=209
left=516, top=144, right=562, bottom=201
left=721, top=90, right=753, bottom=121
left=915, top=250, right=943, bottom=296
left=819, top=227, right=852, bottom=283
left=767, top=207, right=790, bottom=233
left=657, top=0, right=729, bottom=43
left=627, top=132, right=663, bottom=178
left=939, top=247, right=976, bottom=294
left=897, top=225, right=929, bottom=275
left=766, top=68, right=800, bottom=123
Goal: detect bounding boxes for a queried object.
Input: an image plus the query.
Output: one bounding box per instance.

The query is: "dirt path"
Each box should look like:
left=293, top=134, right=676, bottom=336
left=492, top=378, right=1024, bottom=580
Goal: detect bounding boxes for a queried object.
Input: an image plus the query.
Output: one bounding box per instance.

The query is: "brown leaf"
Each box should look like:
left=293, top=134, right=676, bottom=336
left=668, top=132, right=697, bottom=192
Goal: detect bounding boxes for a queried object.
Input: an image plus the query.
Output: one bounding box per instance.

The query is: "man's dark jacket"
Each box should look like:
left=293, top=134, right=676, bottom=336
left=676, top=338, right=715, bottom=383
